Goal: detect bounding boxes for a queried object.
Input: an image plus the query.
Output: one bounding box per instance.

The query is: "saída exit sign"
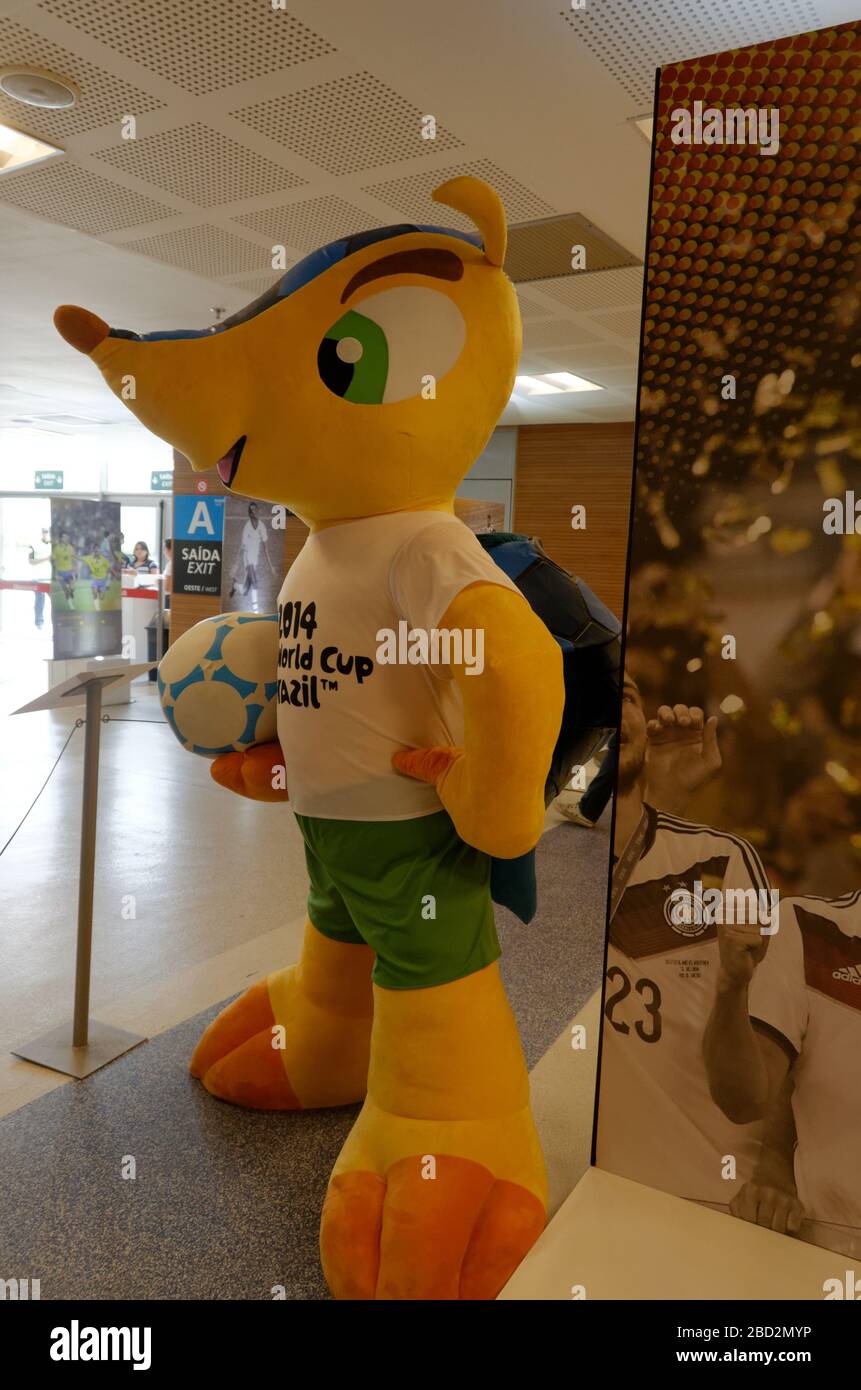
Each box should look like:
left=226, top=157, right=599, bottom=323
left=35, top=470, right=63, bottom=490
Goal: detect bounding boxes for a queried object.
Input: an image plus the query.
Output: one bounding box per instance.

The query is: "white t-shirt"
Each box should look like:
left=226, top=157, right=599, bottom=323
left=749, top=891, right=861, bottom=1242
left=241, top=518, right=267, bottom=566
left=274, top=510, right=520, bottom=820
left=596, top=807, right=769, bottom=1205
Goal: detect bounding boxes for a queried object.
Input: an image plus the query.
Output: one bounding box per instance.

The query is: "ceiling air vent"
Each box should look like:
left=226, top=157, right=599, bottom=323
left=504, top=212, right=640, bottom=285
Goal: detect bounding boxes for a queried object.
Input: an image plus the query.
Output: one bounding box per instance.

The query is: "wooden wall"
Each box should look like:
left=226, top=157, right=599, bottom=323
left=513, top=421, right=634, bottom=619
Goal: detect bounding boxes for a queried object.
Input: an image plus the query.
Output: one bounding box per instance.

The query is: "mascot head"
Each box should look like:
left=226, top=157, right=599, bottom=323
left=55, top=176, right=520, bottom=528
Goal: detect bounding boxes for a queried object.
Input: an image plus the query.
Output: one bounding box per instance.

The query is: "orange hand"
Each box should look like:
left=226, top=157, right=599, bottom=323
left=392, top=745, right=464, bottom=786
left=211, top=741, right=289, bottom=802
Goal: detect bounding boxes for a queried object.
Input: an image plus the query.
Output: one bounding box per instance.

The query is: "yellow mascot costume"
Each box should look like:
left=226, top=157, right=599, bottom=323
left=55, top=176, right=564, bottom=1300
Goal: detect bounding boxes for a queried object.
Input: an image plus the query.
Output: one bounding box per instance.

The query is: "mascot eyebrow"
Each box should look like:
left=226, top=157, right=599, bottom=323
left=340, top=248, right=464, bottom=303
left=101, top=235, right=475, bottom=343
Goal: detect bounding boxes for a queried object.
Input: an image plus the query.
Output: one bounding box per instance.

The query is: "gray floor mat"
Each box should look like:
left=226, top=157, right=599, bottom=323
left=0, top=818, right=609, bottom=1299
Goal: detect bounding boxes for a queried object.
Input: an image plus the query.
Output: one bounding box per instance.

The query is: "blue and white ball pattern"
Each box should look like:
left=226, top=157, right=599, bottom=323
left=157, top=613, right=279, bottom=756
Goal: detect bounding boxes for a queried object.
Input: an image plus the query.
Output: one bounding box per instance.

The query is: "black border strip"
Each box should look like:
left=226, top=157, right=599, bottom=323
left=589, top=60, right=663, bottom=1169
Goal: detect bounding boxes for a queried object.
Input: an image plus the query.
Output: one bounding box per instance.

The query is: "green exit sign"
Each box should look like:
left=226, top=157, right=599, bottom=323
left=35, top=470, right=63, bottom=490
left=151, top=470, right=173, bottom=492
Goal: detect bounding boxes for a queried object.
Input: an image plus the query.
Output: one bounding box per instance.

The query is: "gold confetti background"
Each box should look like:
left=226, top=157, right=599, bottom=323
left=628, top=20, right=861, bottom=893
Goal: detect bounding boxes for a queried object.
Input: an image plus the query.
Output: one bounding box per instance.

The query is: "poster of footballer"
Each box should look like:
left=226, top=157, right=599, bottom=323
left=49, top=497, right=123, bottom=659
left=221, top=497, right=281, bottom=616
left=594, top=22, right=861, bottom=1261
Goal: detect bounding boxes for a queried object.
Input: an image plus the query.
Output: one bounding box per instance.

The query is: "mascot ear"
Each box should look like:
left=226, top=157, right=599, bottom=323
left=431, top=176, right=507, bottom=267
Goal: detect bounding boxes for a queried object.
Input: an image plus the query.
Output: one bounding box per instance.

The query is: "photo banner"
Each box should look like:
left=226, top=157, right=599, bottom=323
left=222, top=498, right=283, bottom=615
left=49, top=497, right=123, bottom=659
left=594, top=21, right=861, bottom=1262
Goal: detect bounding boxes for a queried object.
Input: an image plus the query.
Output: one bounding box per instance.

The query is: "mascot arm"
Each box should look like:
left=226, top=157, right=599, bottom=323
left=393, top=582, right=563, bottom=858
left=211, top=741, right=289, bottom=803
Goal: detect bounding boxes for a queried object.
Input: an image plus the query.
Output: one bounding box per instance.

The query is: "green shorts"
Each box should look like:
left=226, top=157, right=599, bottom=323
left=294, top=809, right=500, bottom=991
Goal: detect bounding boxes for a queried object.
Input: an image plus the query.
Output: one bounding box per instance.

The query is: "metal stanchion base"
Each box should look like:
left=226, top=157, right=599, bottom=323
left=12, top=1021, right=146, bottom=1079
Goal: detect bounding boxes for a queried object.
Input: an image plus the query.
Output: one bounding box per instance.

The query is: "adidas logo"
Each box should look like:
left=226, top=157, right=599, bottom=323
left=833, top=964, right=861, bottom=985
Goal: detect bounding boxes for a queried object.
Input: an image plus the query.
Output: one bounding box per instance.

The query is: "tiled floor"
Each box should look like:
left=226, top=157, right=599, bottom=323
left=1, top=679, right=310, bottom=1118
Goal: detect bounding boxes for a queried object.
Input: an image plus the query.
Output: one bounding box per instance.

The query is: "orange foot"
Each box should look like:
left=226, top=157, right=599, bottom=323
left=189, top=919, right=374, bottom=1111
left=320, top=1100, right=546, bottom=1299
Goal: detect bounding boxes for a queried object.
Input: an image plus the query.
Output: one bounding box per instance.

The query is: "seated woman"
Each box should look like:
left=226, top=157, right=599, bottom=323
left=130, top=541, right=158, bottom=574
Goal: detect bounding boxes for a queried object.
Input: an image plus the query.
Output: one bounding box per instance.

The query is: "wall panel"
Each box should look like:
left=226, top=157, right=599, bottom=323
left=513, top=422, right=634, bottom=618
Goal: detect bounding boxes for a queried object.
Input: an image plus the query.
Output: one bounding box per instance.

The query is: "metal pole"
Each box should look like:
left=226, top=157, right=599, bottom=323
left=156, top=572, right=165, bottom=663
left=72, top=681, right=103, bottom=1047
left=156, top=497, right=166, bottom=663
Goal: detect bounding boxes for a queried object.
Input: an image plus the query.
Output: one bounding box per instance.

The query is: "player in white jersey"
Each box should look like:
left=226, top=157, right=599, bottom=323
left=229, top=502, right=275, bottom=611
left=595, top=676, right=772, bottom=1205
left=706, top=890, right=861, bottom=1255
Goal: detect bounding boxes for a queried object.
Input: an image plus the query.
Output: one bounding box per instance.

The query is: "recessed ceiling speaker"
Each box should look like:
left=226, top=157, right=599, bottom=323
left=0, top=67, right=79, bottom=110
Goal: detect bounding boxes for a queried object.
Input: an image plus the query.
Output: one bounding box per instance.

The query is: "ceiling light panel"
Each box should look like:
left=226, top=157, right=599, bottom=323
left=544, top=371, right=604, bottom=391
left=514, top=372, right=603, bottom=395
left=515, top=374, right=562, bottom=395
left=0, top=123, right=61, bottom=175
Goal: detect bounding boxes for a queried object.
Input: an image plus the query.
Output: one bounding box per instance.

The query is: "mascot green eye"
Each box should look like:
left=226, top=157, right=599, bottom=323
left=318, top=310, right=389, bottom=404
left=318, top=287, right=466, bottom=406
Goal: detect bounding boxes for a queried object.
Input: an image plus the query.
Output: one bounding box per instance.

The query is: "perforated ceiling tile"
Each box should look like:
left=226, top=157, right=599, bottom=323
left=364, top=159, right=556, bottom=229
left=523, top=319, right=602, bottom=350
left=551, top=345, right=639, bottom=369
left=121, top=225, right=267, bottom=279
left=0, top=159, right=175, bottom=236
left=231, top=72, right=463, bottom=177
left=91, top=122, right=305, bottom=208
left=37, top=0, right=336, bottom=96
left=0, top=16, right=164, bottom=137
left=557, top=0, right=819, bottom=108
left=587, top=307, right=643, bottom=339
left=515, top=290, right=559, bottom=321
left=233, top=194, right=379, bottom=251
left=536, top=265, right=644, bottom=314
left=221, top=271, right=285, bottom=296
left=587, top=370, right=640, bottom=388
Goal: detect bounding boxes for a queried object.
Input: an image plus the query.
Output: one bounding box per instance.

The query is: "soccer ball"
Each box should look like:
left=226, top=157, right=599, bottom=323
left=157, top=613, right=279, bottom=756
